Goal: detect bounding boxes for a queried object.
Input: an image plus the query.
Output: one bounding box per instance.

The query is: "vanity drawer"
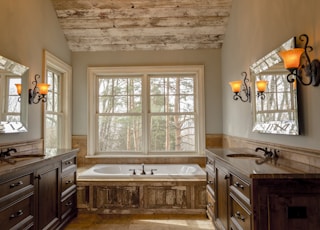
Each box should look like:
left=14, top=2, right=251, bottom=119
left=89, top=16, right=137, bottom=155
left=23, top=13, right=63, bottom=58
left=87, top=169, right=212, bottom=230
left=230, top=195, right=252, bottom=230
left=230, top=173, right=250, bottom=202
left=61, top=192, right=77, bottom=220
left=0, top=194, right=34, bottom=230
left=62, top=171, right=76, bottom=196
left=0, top=173, right=33, bottom=198
left=62, top=156, right=77, bottom=172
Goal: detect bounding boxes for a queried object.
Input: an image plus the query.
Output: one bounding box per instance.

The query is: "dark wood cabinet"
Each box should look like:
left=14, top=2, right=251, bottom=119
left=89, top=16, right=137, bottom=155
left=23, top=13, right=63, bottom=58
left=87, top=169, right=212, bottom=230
left=0, top=149, right=78, bottom=230
left=35, top=163, right=60, bottom=229
left=215, top=164, right=229, bottom=230
left=206, top=149, right=320, bottom=230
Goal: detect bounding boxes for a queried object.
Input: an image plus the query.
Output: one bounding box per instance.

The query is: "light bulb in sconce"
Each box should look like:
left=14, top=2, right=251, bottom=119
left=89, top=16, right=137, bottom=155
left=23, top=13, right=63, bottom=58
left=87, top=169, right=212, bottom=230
left=256, top=80, right=268, bottom=100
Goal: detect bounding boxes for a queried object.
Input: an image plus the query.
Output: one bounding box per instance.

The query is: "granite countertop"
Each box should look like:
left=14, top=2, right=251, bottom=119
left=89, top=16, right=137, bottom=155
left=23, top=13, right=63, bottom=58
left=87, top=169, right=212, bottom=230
left=206, top=148, right=320, bottom=179
left=0, top=148, right=78, bottom=176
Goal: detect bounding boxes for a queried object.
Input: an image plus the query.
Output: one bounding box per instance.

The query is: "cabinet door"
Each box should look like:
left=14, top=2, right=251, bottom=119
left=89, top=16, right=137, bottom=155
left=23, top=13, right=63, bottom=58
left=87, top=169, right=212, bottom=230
left=36, top=163, right=60, bottom=230
left=215, top=165, right=229, bottom=230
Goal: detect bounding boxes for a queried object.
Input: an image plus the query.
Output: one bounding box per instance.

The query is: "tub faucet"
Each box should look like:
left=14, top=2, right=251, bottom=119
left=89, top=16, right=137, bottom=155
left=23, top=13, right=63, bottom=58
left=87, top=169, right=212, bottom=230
left=141, top=163, right=146, bottom=175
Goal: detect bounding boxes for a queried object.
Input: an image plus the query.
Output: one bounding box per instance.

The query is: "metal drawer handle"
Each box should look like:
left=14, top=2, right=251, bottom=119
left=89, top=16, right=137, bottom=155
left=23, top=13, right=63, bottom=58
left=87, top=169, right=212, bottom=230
left=65, top=161, right=73, bottom=165
left=65, top=180, right=73, bottom=184
left=207, top=160, right=214, bottom=165
left=10, top=181, right=23, bottom=188
left=234, top=211, right=245, bottom=222
left=66, top=201, right=73, bottom=206
left=208, top=180, right=214, bottom=184
left=207, top=202, right=212, bottom=207
left=234, top=182, right=244, bottom=189
left=10, top=210, right=24, bottom=219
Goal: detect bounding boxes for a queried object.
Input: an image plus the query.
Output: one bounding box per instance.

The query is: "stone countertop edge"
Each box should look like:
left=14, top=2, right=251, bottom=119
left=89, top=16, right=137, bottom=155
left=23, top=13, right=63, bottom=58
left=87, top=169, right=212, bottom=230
left=0, top=148, right=79, bottom=176
left=206, top=148, right=320, bottom=179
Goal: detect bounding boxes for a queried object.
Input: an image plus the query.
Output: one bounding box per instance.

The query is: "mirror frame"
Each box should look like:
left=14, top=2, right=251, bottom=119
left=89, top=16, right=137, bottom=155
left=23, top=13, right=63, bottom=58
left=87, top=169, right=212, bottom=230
left=250, top=37, right=300, bottom=135
left=0, top=55, right=29, bottom=134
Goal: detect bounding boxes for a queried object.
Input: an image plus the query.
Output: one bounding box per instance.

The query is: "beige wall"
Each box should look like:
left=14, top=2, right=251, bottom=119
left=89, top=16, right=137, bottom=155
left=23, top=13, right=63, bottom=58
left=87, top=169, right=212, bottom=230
left=222, top=0, right=320, bottom=150
left=0, top=0, right=71, bottom=144
left=72, top=49, right=222, bottom=135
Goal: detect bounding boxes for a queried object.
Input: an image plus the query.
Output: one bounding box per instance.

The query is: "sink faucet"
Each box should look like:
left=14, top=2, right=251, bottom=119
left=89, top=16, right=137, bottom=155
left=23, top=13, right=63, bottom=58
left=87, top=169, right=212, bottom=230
left=0, top=148, right=17, bottom=164
left=255, top=147, right=279, bottom=164
left=141, top=163, right=146, bottom=175
left=0, top=148, right=17, bottom=157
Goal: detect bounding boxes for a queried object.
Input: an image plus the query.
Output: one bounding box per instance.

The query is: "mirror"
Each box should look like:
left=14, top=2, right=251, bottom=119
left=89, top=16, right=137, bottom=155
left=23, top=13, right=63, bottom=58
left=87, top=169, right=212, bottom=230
left=250, top=37, right=299, bottom=135
left=0, top=55, right=29, bottom=133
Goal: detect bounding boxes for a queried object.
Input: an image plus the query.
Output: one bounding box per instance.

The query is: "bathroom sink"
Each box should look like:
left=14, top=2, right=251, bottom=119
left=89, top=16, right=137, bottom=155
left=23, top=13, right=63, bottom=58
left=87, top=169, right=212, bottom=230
left=226, top=153, right=262, bottom=158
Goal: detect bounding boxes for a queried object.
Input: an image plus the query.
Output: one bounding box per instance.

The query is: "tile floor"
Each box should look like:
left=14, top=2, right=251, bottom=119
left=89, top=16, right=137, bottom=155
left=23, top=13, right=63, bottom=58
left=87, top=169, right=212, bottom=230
left=65, top=213, right=215, bottom=230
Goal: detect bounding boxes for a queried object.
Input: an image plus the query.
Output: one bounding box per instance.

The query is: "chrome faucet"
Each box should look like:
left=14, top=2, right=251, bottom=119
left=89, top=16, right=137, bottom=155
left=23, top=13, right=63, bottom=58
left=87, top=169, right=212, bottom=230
left=141, top=163, right=146, bottom=175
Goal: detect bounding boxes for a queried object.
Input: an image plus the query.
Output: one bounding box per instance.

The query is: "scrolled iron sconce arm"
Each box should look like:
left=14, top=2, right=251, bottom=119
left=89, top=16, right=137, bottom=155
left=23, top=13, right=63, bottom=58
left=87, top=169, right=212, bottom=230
left=29, top=74, right=49, bottom=104
left=281, top=34, right=320, bottom=87
left=257, top=91, right=265, bottom=100
left=230, top=72, right=251, bottom=103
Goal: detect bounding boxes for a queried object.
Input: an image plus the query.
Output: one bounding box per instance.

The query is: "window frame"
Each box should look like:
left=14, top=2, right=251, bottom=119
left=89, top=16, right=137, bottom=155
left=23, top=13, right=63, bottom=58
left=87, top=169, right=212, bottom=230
left=43, top=50, right=72, bottom=149
left=87, top=65, right=205, bottom=157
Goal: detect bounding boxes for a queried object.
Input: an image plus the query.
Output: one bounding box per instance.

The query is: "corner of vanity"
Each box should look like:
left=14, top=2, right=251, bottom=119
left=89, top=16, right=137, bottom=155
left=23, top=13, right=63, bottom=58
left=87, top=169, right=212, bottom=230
left=0, top=148, right=78, bottom=230
left=205, top=148, right=320, bottom=230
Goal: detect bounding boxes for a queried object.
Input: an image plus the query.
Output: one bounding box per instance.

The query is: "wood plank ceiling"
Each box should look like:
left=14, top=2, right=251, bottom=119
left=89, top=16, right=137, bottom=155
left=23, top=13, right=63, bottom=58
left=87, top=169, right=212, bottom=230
left=51, top=0, right=232, bottom=52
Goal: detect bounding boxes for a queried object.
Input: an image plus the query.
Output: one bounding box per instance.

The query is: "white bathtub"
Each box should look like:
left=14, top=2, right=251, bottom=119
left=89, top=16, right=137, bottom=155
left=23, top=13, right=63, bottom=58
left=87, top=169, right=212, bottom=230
left=77, top=164, right=206, bottom=181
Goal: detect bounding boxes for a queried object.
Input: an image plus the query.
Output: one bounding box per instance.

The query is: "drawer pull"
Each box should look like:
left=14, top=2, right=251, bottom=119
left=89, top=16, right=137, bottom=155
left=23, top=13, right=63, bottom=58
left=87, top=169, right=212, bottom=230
left=10, top=181, right=23, bottom=188
left=234, top=211, right=245, bottom=222
left=66, top=201, right=73, bottom=206
left=234, top=182, right=244, bottom=189
left=65, top=161, right=73, bottom=165
left=224, top=175, right=230, bottom=180
left=65, top=180, right=73, bottom=184
left=10, top=210, right=24, bottom=219
left=207, top=180, right=214, bottom=184
left=207, top=202, right=212, bottom=207
left=35, top=175, right=41, bottom=180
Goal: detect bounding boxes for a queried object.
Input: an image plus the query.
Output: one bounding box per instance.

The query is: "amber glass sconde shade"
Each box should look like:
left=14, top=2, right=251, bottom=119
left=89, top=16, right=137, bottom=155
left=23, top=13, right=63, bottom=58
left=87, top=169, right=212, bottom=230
left=256, top=80, right=268, bottom=92
left=279, top=48, right=304, bottom=70
left=15, top=83, right=22, bottom=95
left=229, top=80, right=242, bottom=93
left=37, top=83, right=50, bottom=95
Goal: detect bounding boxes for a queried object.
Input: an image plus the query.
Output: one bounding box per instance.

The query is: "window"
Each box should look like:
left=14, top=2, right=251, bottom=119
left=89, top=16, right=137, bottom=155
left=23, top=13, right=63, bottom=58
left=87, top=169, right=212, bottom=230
left=43, top=50, right=72, bottom=149
left=88, top=66, right=205, bottom=156
left=45, top=68, right=63, bottom=148
left=0, top=74, right=21, bottom=122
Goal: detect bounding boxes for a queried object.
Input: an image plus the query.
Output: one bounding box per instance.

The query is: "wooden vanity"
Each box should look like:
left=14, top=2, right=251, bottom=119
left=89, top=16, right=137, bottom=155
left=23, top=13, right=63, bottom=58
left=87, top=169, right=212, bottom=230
left=0, top=149, right=78, bottom=230
left=206, top=148, right=320, bottom=230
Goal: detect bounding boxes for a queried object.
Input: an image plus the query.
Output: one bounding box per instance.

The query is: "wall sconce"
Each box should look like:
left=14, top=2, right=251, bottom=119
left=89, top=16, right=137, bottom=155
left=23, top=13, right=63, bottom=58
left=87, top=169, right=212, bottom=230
left=256, top=80, right=268, bottom=100
left=279, top=34, right=320, bottom=86
left=229, top=72, right=251, bottom=102
left=28, top=74, right=50, bottom=104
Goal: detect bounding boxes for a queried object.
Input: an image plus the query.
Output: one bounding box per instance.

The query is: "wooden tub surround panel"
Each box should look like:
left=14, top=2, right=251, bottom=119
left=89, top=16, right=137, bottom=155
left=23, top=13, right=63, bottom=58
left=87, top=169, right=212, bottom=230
left=77, top=180, right=207, bottom=215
